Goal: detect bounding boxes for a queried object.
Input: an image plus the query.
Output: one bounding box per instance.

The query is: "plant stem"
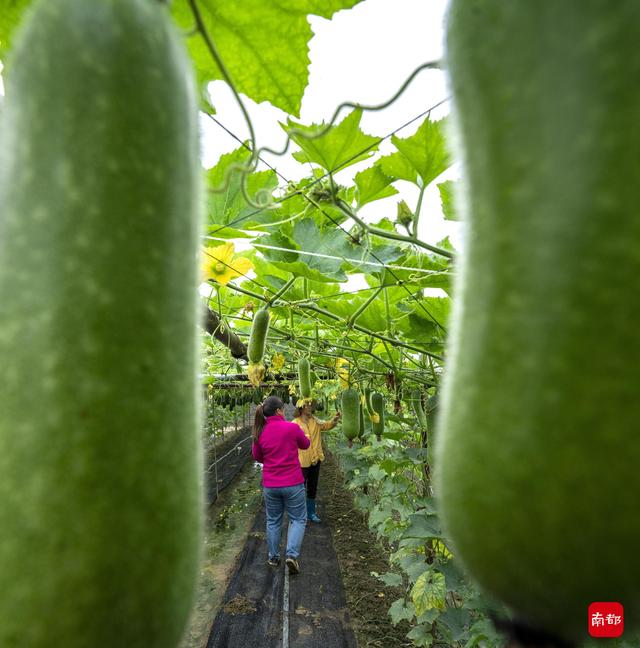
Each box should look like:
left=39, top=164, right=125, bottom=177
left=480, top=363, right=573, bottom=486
left=412, top=184, right=427, bottom=239
left=347, top=285, right=384, bottom=328
left=336, top=199, right=454, bottom=259
left=268, top=276, right=297, bottom=306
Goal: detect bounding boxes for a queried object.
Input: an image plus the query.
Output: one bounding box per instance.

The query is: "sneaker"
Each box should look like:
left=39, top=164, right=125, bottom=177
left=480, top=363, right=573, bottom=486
left=285, top=557, right=300, bottom=575
left=267, top=557, right=280, bottom=567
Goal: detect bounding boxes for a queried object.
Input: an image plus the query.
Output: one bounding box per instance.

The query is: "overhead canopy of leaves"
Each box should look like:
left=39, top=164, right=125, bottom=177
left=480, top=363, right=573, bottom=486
left=171, top=0, right=364, bottom=116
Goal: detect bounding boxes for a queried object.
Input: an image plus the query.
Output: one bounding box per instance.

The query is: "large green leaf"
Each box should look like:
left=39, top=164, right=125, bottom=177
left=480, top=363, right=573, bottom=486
left=291, top=218, right=363, bottom=280
left=411, top=570, right=447, bottom=615
left=354, top=164, right=398, bottom=207
left=388, top=598, right=416, bottom=626
left=406, top=625, right=435, bottom=647
left=256, top=219, right=356, bottom=282
left=172, top=0, right=363, bottom=117
left=402, top=510, right=443, bottom=540
left=285, top=109, right=379, bottom=171
left=320, top=292, right=390, bottom=333
left=378, top=150, right=418, bottom=184
left=401, top=298, right=450, bottom=343
left=390, top=117, right=452, bottom=187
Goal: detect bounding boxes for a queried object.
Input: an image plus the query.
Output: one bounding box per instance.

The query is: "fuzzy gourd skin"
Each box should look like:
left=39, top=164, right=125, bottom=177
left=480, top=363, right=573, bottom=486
left=248, top=308, right=270, bottom=364
left=0, top=1, right=203, bottom=647
left=341, top=389, right=360, bottom=441
left=358, top=401, right=365, bottom=439
left=370, top=392, right=385, bottom=438
left=298, top=357, right=312, bottom=399
left=436, top=0, right=640, bottom=641
left=247, top=308, right=269, bottom=386
left=409, top=390, right=428, bottom=429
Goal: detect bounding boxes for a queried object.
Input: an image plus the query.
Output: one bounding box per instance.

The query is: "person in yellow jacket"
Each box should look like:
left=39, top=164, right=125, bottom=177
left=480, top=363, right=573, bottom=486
left=293, top=401, right=341, bottom=523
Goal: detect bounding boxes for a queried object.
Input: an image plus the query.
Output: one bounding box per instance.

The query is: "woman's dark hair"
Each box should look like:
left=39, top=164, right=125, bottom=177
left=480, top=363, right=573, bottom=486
left=253, top=395, right=284, bottom=441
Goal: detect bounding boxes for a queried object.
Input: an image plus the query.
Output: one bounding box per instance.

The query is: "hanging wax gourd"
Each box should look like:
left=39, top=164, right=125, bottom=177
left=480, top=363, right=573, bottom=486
left=409, top=390, right=428, bottom=429
left=370, top=392, right=385, bottom=439
left=364, top=386, right=379, bottom=424
left=341, top=388, right=360, bottom=446
left=298, top=357, right=312, bottom=403
left=247, top=308, right=269, bottom=387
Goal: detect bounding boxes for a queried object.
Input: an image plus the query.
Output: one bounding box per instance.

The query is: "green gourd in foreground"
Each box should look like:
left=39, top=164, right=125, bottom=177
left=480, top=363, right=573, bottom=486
left=435, top=0, right=640, bottom=641
left=0, top=1, right=203, bottom=646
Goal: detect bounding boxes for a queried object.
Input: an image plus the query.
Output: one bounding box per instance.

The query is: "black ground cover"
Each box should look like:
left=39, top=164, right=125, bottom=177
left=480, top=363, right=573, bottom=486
left=206, top=482, right=357, bottom=647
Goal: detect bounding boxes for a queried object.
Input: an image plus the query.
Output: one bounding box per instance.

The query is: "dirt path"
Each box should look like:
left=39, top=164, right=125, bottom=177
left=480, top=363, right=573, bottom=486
left=190, top=445, right=412, bottom=648
left=205, top=470, right=357, bottom=647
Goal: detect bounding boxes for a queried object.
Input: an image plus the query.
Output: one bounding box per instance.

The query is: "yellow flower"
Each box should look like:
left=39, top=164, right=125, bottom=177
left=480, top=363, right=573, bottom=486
left=201, top=243, right=254, bottom=286
left=247, top=362, right=265, bottom=387
left=271, top=353, right=285, bottom=372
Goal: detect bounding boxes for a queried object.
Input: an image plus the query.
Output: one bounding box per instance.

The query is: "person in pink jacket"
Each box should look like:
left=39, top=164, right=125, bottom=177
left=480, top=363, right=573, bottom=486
left=251, top=395, right=310, bottom=574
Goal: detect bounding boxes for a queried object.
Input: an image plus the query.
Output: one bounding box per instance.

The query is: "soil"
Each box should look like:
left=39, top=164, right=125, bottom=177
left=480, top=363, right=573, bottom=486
left=223, top=594, right=258, bottom=615
left=321, top=450, right=414, bottom=648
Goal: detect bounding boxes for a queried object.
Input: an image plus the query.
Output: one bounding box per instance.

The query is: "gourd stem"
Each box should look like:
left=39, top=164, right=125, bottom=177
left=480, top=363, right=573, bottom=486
left=267, top=276, right=297, bottom=306
left=346, top=285, right=384, bottom=328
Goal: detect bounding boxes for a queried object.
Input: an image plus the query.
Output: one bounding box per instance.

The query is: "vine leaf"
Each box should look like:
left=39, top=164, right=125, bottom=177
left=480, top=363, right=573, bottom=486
left=406, top=618, right=437, bottom=647
left=285, top=109, right=379, bottom=171
left=411, top=569, right=447, bottom=616
left=373, top=571, right=404, bottom=587
left=378, top=149, right=418, bottom=184
left=323, top=292, right=388, bottom=333
left=391, top=117, right=451, bottom=187
left=355, top=164, right=398, bottom=207
left=205, top=146, right=278, bottom=228
left=258, top=219, right=354, bottom=282
left=172, top=0, right=363, bottom=117
left=401, top=511, right=442, bottom=540
left=380, top=117, right=451, bottom=187
left=388, top=598, right=416, bottom=626
left=291, top=218, right=358, bottom=280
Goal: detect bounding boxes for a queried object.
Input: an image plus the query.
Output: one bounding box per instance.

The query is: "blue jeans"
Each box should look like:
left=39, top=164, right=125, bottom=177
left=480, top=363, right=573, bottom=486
left=263, top=483, right=307, bottom=560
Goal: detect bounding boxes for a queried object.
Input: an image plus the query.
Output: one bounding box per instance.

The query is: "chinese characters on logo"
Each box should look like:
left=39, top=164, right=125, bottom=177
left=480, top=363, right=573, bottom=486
left=589, top=602, right=624, bottom=638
